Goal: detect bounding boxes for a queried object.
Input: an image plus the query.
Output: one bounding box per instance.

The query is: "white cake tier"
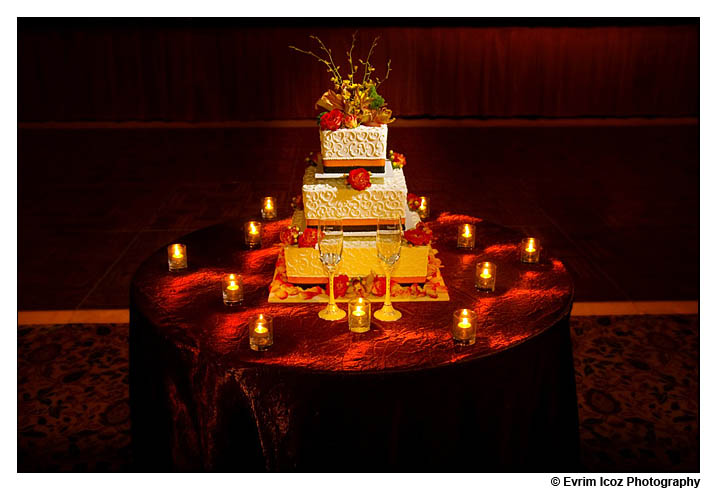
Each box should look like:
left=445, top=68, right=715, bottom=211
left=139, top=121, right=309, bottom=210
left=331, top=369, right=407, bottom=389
left=302, top=165, right=408, bottom=226
left=320, top=124, right=388, bottom=161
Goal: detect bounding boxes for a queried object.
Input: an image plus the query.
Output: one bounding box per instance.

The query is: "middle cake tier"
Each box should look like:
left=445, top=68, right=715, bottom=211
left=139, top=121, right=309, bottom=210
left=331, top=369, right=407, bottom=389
left=302, top=164, right=407, bottom=229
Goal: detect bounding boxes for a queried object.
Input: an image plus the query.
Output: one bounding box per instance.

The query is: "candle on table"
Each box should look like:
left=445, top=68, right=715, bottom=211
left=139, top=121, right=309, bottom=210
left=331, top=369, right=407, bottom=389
left=167, top=243, right=188, bottom=272
left=261, top=196, right=278, bottom=220
left=457, top=223, right=476, bottom=249
left=475, top=261, right=497, bottom=292
left=244, top=221, right=262, bottom=249
left=417, top=196, right=430, bottom=220
left=520, top=237, right=540, bottom=264
left=348, top=296, right=371, bottom=333
left=451, top=308, right=478, bottom=345
left=222, top=273, right=243, bottom=306
left=249, top=313, right=273, bottom=351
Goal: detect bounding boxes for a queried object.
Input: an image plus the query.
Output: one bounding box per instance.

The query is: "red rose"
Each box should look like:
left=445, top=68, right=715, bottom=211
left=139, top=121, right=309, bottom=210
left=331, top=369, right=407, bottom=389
left=407, top=192, right=421, bottom=211
left=279, top=226, right=300, bottom=245
left=404, top=222, right=433, bottom=246
left=291, top=194, right=304, bottom=211
left=390, top=150, right=406, bottom=169
left=332, top=274, right=349, bottom=297
left=372, top=276, right=386, bottom=297
left=320, top=109, right=344, bottom=131
left=347, top=168, right=372, bottom=191
left=298, top=228, right=318, bottom=248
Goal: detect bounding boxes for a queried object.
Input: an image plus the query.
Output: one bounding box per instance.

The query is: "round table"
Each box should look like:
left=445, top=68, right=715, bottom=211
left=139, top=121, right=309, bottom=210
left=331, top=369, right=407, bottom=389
left=129, top=213, right=579, bottom=471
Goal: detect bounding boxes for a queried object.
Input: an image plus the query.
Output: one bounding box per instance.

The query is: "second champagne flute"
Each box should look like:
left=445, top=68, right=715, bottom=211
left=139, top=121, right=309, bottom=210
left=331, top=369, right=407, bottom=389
left=374, top=215, right=403, bottom=321
left=317, top=219, right=346, bottom=320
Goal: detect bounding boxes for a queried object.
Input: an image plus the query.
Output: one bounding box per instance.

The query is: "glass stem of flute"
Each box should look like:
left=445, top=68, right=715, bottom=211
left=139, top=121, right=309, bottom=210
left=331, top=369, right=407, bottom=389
left=384, top=269, right=392, bottom=307
left=328, top=271, right=336, bottom=308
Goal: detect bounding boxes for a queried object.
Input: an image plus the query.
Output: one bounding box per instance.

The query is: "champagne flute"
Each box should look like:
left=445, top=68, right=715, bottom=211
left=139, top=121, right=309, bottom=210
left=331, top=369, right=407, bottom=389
left=374, top=214, right=403, bottom=321
left=317, top=219, right=346, bottom=320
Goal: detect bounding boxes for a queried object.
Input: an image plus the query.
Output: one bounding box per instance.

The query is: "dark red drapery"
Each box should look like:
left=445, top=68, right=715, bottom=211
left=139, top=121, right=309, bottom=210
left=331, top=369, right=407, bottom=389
left=18, top=21, right=698, bottom=122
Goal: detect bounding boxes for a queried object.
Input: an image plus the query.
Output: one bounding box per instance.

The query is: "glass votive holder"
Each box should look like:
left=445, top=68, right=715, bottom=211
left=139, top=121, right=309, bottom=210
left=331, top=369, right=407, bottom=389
left=261, top=196, right=278, bottom=220
left=417, top=196, right=430, bottom=220
left=222, top=273, right=244, bottom=306
left=451, top=308, right=478, bottom=346
left=167, top=243, right=188, bottom=272
left=520, top=237, right=541, bottom=264
left=244, top=221, right=262, bottom=249
left=249, top=313, right=273, bottom=351
left=457, top=223, right=476, bottom=249
left=475, top=261, right=497, bottom=292
left=348, top=296, right=371, bottom=333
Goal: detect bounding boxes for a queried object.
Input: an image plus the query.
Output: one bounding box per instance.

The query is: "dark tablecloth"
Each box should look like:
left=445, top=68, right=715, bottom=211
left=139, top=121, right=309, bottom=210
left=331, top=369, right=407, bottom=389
left=129, top=213, right=578, bottom=471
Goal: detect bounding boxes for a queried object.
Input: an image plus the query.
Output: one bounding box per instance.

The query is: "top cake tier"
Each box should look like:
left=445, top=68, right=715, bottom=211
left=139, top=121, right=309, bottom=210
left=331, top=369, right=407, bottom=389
left=320, top=124, right=387, bottom=174
left=302, top=163, right=407, bottom=228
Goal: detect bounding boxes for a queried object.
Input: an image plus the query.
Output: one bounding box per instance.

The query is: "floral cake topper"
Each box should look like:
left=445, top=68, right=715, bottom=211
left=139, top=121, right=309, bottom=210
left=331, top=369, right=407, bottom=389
left=290, top=32, right=395, bottom=129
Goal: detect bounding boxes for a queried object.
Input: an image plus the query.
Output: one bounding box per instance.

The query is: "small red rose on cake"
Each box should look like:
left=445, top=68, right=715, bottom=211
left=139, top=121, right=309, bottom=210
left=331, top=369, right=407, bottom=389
left=320, top=109, right=344, bottom=131
left=298, top=228, right=318, bottom=248
left=389, top=150, right=406, bottom=169
left=347, top=168, right=372, bottom=191
left=406, top=192, right=422, bottom=211
left=279, top=225, right=300, bottom=245
left=404, top=222, right=433, bottom=246
left=331, top=274, right=349, bottom=298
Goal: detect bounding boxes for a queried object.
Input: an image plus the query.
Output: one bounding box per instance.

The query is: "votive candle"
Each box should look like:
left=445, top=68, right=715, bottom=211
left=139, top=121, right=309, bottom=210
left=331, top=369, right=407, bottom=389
left=451, top=308, right=478, bottom=346
left=475, top=261, right=497, bottom=292
left=244, top=221, right=262, bottom=249
left=417, top=196, right=430, bottom=220
left=261, top=196, right=278, bottom=220
left=222, top=273, right=243, bottom=306
left=249, top=313, right=273, bottom=351
left=457, top=224, right=476, bottom=249
left=520, top=237, right=541, bottom=264
left=348, top=296, right=371, bottom=333
left=167, top=243, right=187, bottom=272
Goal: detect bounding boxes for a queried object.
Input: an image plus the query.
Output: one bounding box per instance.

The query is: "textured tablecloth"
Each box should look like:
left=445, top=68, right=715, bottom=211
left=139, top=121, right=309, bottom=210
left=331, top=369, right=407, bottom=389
left=129, top=213, right=578, bottom=471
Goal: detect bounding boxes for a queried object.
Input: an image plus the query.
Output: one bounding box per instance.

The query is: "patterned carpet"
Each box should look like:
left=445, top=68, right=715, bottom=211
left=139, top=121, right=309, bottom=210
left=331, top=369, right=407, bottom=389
left=17, top=315, right=698, bottom=472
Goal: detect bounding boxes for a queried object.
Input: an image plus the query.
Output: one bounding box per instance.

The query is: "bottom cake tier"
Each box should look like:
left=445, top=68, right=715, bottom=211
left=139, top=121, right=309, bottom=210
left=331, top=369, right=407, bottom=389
left=268, top=247, right=449, bottom=303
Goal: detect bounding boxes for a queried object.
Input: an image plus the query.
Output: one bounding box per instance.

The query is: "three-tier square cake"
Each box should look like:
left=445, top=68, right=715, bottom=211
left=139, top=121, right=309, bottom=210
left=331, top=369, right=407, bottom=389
left=269, top=35, right=448, bottom=302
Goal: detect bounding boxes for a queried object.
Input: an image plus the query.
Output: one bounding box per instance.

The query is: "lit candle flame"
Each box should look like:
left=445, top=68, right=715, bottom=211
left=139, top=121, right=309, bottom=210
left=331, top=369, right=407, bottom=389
left=526, top=238, right=536, bottom=252
left=352, top=297, right=365, bottom=316
left=480, top=267, right=491, bottom=279
left=172, top=244, right=183, bottom=258
left=255, top=314, right=268, bottom=333
left=227, top=274, right=239, bottom=291
left=264, top=198, right=274, bottom=210
left=249, top=222, right=259, bottom=235
left=462, top=224, right=472, bottom=238
left=419, top=197, right=427, bottom=210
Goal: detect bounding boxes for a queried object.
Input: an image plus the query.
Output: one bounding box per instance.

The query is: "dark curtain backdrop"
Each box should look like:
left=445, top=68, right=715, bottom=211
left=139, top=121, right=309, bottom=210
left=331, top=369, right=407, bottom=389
left=18, top=20, right=698, bottom=122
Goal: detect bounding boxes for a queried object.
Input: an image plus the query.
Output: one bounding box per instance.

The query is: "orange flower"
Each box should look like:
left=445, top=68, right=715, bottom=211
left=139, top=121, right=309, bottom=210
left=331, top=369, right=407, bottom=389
left=390, top=150, right=406, bottom=169
left=279, top=226, right=300, bottom=245
left=406, top=192, right=421, bottom=211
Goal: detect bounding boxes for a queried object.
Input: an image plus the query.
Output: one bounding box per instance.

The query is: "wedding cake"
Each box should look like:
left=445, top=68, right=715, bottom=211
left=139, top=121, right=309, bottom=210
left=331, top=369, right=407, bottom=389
left=269, top=35, right=447, bottom=302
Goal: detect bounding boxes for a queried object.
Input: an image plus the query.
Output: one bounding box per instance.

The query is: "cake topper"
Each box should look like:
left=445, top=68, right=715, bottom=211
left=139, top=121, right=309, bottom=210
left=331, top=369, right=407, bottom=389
left=290, top=32, right=395, bottom=128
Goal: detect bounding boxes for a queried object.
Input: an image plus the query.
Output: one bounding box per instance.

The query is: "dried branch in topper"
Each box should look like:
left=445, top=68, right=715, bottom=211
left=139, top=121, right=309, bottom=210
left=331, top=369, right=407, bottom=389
left=347, top=31, right=358, bottom=84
